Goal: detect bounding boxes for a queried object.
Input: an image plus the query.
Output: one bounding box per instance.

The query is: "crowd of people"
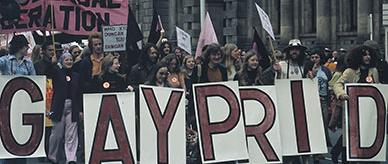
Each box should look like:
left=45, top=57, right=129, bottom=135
left=0, top=31, right=387, bottom=164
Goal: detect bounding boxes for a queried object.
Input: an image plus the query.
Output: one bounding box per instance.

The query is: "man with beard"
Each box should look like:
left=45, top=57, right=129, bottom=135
left=127, top=43, right=159, bottom=162
left=278, top=39, right=308, bottom=79
left=277, top=39, right=314, bottom=164
left=77, top=32, right=104, bottom=93
left=127, top=43, right=159, bottom=90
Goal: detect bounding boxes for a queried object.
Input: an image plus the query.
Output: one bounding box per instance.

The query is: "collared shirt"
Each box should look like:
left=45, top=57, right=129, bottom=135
left=90, top=54, right=103, bottom=76
left=0, top=54, right=36, bottom=75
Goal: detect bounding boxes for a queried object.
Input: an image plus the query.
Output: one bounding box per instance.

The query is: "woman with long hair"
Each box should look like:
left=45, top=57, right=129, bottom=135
left=235, top=50, right=280, bottom=86
left=334, top=45, right=379, bottom=99
left=145, top=63, right=171, bottom=87
left=222, top=43, right=242, bottom=80
left=333, top=45, right=379, bottom=163
left=160, top=54, right=185, bottom=89
left=159, top=41, right=173, bottom=60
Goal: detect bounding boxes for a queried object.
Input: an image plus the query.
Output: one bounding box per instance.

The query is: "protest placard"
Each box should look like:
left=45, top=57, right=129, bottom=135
left=0, top=76, right=46, bottom=159
left=139, top=85, right=186, bottom=164
left=103, top=25, right=127, bottom=52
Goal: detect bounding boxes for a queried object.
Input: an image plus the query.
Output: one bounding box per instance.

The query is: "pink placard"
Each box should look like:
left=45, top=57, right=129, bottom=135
left=0, top=0, right=128, bottom=35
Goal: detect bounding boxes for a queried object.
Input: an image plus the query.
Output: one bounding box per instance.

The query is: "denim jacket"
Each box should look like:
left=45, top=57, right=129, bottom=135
left=0, top=54, right=36, bottom=75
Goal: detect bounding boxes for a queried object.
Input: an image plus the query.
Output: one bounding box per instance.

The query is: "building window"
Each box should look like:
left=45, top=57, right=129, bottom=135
left=349, top=0, right=357, bottom=31
left=188, top=22, right=192, bottom=30
left=339, top=0, right=357, bottom=32
left=302, top=0, right=316, bottom=34
left=271, top=0, right=280, bottom=35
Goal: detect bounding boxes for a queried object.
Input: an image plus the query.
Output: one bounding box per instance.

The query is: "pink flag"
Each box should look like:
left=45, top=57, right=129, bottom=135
left=195, top=12, right=218, bottom=58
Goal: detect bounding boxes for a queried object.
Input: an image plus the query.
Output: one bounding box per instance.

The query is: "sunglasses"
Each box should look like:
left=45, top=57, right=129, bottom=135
left=72, top=51, right=81, bottom=54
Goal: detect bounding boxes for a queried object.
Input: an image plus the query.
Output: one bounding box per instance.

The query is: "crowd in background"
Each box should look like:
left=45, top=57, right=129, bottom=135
left=0, top=30, right=388, bottom=164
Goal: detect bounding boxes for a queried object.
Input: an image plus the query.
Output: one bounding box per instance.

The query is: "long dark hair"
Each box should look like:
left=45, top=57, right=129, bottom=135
left=139, top=43, right=158, bottom=66
left=347, top=45, right=377, bottom=70
left=159, top=41, right=173, bottom=58
left=145, top=62, right=168, bottom=86
left=237, top=50, right=263, bottom=86
left=285, top=46, right=306, bottom=66
left=160, top=53, right=180, bottom=73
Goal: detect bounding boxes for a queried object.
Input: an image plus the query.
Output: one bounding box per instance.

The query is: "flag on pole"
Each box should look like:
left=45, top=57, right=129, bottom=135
left=195, top=12, right=218, bottom=58
left=126, top=4, right=144, bottom=68
left=255, top=3, right=275, bottom=40
left=148, top=10, right=163, bottom=44
left=252, top=27, right=271, bottom=69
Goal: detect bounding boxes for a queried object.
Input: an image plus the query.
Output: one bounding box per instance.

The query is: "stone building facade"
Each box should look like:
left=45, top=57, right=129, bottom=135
left=130, top=0, right=383, bottom=52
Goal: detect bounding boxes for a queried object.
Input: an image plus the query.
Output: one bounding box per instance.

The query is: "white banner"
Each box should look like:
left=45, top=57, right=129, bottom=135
left=255, top=3, right=275, bottom=40
left=102, top=25, right=127, bottom=52
left=84, top=93, right=137, bottom=163
left=193, top=81, right=249, bottom=163
left=176, top=26, right=192, bottom=54
left=345, top=84, right=388, bottom=162
left=275, top=79, right=327, bottom=156
left=0, top=76, right=46, bottom=159
left=139, top=85, right=186, bottom=164
left=240, top=86, right=282, bottom=163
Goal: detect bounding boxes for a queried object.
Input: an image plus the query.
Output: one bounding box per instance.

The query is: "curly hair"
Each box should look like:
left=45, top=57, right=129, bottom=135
left=347, top=45, right=377, bottom=70
left=202, top=43, right=222, bottom=65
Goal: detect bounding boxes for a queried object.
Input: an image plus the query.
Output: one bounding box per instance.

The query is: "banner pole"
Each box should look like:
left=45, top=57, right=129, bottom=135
left=50, top=1, right=56, bottom=56
left=267, top=35, right=278, bottom=63
left=6, top=34, right=9, bottom=49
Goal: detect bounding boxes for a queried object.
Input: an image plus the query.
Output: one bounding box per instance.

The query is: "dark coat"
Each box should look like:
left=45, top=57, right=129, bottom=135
left=48, top=66, right=82, bottom=122
left=34, top=56, right=51, bottom=75
left=199, top=64, right=228, bottom=83
left=75, top=57, right=99, bottom=93
left=98, top=72, right=127, bottom=92
left=127, top=63, right=154, bottom=91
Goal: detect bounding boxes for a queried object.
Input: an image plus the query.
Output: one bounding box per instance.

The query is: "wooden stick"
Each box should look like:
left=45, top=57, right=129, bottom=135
left=6, top=34, right=9, bottom=49
left=267, top=36, right=278, bottom=63
left=50, top=1, right=56, bottom=55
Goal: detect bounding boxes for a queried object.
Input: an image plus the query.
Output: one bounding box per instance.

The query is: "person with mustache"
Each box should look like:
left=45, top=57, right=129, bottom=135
left=278, top=39, right=308, bottom=80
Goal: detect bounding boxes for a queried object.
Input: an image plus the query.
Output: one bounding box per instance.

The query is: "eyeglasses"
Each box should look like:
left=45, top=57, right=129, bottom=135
left=73, top=51, right=81, bottom=54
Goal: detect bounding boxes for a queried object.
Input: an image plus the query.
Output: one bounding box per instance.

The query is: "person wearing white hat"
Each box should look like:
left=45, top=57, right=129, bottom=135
left=278, top=39, right=308, bottom=79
